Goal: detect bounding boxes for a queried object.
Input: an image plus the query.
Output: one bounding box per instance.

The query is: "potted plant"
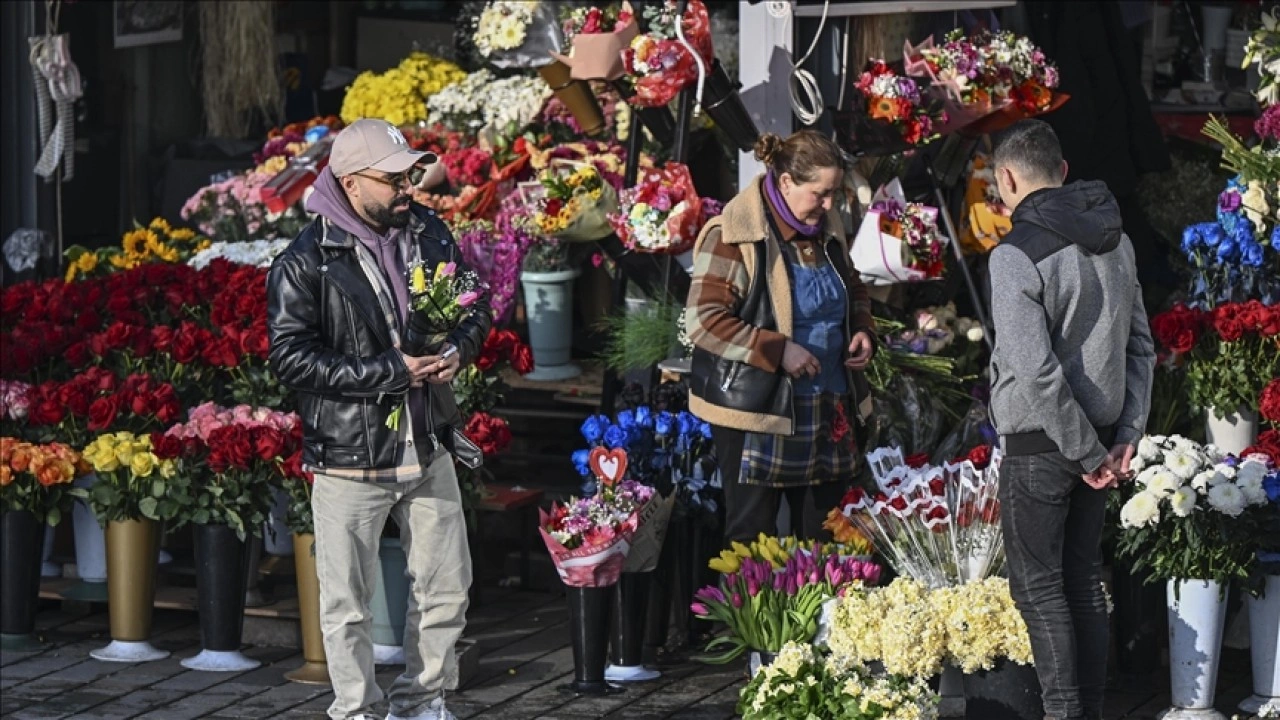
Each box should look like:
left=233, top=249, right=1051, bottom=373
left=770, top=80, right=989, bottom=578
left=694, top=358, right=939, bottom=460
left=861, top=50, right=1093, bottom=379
left=81, top=430, right=179, bottom=663
left=0, top=438, right=85, bottom=651
left=157, top=403, right=287, bottom=672
left=1114, top=435, right=1271, bottom=718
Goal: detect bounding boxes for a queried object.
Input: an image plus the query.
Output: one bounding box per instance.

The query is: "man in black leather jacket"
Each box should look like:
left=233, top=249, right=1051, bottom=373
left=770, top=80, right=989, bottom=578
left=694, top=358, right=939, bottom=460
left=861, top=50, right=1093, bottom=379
left=267, top=119, right=490, bottom=720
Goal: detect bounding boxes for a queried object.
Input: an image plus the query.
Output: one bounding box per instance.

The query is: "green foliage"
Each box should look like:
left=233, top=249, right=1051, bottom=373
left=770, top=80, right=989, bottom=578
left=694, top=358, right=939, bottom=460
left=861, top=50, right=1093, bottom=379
left=597, top=298, right=683, bottom=374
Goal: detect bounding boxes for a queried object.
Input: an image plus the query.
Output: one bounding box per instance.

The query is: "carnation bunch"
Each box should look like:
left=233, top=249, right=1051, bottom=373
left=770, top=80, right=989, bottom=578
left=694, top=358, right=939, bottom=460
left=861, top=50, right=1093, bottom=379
left=339, top=51, right=467, bottom=127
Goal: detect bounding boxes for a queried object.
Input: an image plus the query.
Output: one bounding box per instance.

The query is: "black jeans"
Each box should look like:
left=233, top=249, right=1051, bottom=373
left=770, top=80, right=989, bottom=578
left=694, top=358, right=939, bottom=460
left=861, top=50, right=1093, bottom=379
left=713, top=426, right=845, bottom=545
left=999, top=451, right=1109, bottom=720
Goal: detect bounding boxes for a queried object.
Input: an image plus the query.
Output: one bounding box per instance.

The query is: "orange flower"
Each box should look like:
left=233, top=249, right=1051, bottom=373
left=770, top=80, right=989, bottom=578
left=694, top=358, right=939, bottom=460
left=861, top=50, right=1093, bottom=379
left=0, top=436, right=16, bottom=464
left=35, top=457, right=73, bottom=487
left=10, top=444, right=34, bottom=473
left=0, top=465, right=11, bottom=487
left=870, top=96, right=900, bottom=121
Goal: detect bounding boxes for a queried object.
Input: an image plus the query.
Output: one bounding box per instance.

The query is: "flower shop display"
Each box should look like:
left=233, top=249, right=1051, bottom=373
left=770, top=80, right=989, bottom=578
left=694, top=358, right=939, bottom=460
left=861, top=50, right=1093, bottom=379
left=1149, top=302, right=1280, bottom=452
left=188, top=238, right=292, bottom=270
left=550, top=3, right=637, bottom=82
left=339, top=50, right=467, bottom=127
left=452, top=219, right=527, bottom=326
left=0, top=438, right=85, bottom=650
left=837, top=444, right=1003, bottom=589
left=958, top=152, right=1011, bottom=254
left=693, top=534, right=882, bottom=665
left=181, top=171, right=310, bottom=246
left=737, top=641, right=939, bottom=720
left=1178, top=174, right=1280, bottom=309
left=608, top=161, right=705, bottom=254
left=838, top=60, right=946, bottom=156
left=427, top=68, right=551, bottom=139
left=851, top=179, right=948, bottom=285
left=541, top=447, right=652, bottom=694
left=620, top=0, right=714, bottom=109
left=525, top=161, right=619, bottom=242
left=64, top=218, right=211, bottom=283
left=1243, top=8, right=1280, bottom=108
left=1114, top=435, right=1272, bottom=717
left=904, top=29, right=1062, bottom=137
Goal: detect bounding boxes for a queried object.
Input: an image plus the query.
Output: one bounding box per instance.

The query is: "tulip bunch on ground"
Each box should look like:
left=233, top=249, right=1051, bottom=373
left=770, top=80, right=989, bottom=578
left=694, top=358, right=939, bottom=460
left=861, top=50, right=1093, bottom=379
left=693, top=535, right=882, bottom=663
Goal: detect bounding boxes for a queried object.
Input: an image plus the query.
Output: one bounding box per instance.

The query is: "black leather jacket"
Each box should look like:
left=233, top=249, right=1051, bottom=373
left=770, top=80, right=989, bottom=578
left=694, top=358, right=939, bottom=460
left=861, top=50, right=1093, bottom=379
left=266, top=205, right=491, bottom=470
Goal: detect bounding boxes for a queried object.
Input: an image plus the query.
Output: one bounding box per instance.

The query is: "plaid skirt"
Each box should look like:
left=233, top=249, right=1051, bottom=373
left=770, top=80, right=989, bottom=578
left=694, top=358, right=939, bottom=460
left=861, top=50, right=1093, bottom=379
left=739, top=393, right=857, bottom=488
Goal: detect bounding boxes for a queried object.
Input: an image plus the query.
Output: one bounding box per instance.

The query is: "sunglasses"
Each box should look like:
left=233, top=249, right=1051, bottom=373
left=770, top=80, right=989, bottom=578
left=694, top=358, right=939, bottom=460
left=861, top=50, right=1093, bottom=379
left=355, top=165, right=428, bottom=189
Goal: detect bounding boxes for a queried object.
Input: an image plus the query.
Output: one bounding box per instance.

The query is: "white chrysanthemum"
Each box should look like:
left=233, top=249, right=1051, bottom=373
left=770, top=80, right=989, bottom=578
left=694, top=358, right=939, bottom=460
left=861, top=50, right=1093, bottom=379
left=1190, top=470, right=1216, bottom=495
left=1164, top=451, right=1200, bottom=480
left=1207, top=483, right=1247, bottom=517
left=1202, top=444, right=1227, bottom=463
left=1212, top=463, right=1236, bottom=481
left=1170, top=486, right=1198, bottom=517
left=1145, top=469, right=1182, bottom=496
left=1137, top=436, right=1161, bottom=461
left=1120, top=491, right=1162, bottom=528
left=1239, top=458, right=1268, bottom=484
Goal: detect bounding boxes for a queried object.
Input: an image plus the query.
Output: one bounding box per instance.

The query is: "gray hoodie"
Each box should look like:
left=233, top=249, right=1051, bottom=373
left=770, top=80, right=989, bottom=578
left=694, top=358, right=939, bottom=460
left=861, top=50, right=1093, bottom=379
left=988, top=180, right=1156, bottom=473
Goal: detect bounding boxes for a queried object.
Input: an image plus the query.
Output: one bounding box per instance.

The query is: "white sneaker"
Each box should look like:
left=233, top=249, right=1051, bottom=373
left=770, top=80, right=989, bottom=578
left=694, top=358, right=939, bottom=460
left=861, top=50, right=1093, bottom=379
left=386, top=697, right=454, bottom=720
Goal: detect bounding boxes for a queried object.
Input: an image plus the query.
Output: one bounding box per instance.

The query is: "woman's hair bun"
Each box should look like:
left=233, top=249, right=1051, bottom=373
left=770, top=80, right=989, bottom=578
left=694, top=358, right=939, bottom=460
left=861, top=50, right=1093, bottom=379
left=753, top=133, right=783, bottom=165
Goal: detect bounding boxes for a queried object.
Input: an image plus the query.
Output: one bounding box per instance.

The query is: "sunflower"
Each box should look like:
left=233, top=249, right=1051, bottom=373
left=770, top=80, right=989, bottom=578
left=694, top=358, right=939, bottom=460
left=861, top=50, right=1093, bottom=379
left=169, top=227, right=196, bottom=242
left=121, top=230, right=148, bottom=259
left=148, top=217, right=172, bottom=233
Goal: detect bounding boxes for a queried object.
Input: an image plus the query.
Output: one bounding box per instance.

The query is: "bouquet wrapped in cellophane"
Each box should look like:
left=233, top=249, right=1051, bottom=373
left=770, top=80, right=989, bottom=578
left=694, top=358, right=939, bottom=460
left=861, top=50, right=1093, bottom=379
left=836, top=444, right=1004, bottom=589
left=522, top=161, right=619, bottom=243
left=608, top=161, right=704, bottom=254
left=850, top=178, right=948, bottom=285
left=620, top=0, right=713, bottom=108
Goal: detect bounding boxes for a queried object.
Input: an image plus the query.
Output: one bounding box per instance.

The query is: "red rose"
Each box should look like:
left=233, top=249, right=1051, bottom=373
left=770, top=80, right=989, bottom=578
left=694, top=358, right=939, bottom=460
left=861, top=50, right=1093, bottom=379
left=201, top=338, right=240, bottom=368
left=83, top=367, right=118, bottom=393
left=1240, top=300, right=1266, bottom=333
left=1254, top=429, right=1280, bottom=459
left=105, top=292, right=132, bottom=317
left=928, top=478, right=946, bottom=496
left=151, top=326, right=174, bottom=353
left=152, top=385, right=181, bottom=425
left=841, top=487, right=866, bottom=507
left=58, top=382, right=91, bottom=418
left=87, top=395, right=122, bottom=431
left=252, top=426, right=287, bottom=462
left=475, top=347, right=499, bottom=372
left=170, top=325, right=200, bottom=365
left=240, top=324, right=270, bottom=360
left=103, top=321, right=136, bottom=352
left=905, top=452, right=930, bottom=469
left=1262, top=305, right=1280, bottom=337
left=980, top=499, right=1001, bottom=524
left=1213, top=305, right=1246, bottom=343
left=889, top=496, right=909, bottom=512
left=1260, top=379, right=1280, bottom=424
left=463, top=412, right=512, bottom=456
left=150, top=432, right=184, bottom=460
left=130, top=389, right=153, bottom=419
left=511, top=344, right=534, bottom=375
left=28, top=393, right=65, bottom=426
left=75, top=309, right=103, bottom=333
left=64, top=341, right=91, bottom=370
left=967, top=445, right=992, bottom=470
left=208, top=424, right=254, bottom=473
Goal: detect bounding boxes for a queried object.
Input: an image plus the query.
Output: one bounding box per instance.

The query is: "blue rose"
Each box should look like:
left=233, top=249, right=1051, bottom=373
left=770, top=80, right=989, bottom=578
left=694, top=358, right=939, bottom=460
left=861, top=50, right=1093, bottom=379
left=700, top=421, right=713, bottom=440
left=572, top=449, right=592, bottom=477
left=580, top=478, right=599, bottom=497
left=1264, top=473, right=1280, bottom=504
left=635, top=406, right=653, bottom=429
left=655, top=411, right=675, bottom=437
left=604, top=424, right=629, bottom=449
left=616, top=409, right=636, bottom=430
left=581, top=415, right=608, bottom=444
left=677, top=411, right=698, bottom=438
left=1241, top=242, right=1266, bottom=268
left=1215, top=238, right=1239, bottom=263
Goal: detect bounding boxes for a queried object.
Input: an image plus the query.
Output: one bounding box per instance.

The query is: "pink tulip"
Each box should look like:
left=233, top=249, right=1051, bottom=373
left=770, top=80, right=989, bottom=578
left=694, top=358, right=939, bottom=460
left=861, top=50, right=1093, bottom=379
left=690, top=602, right=710, bottom=616
left=458, top=291, right=479, bottom=307
left=442, top=261, right=457, bottom=277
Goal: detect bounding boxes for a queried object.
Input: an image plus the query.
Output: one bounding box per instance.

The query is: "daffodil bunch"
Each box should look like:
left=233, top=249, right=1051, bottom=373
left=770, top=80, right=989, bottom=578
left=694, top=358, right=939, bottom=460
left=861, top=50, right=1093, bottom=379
left=80, top=431, right=179, bottom=525
left=64, top=218, right=211, bottom=283
left=821, top=577, right=949, bottom=679
left=528, top=162, right=618, bottom=242
left=339, top=51, right=467, bottom=127
left=738, top=641, right=939, bottom=720
left=1, top=437, right=88, bottom=525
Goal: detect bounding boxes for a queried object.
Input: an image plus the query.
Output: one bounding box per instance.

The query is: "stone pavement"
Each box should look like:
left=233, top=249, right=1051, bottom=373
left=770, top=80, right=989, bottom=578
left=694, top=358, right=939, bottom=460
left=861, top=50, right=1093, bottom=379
left=0, top=586, right=1261, bottom=720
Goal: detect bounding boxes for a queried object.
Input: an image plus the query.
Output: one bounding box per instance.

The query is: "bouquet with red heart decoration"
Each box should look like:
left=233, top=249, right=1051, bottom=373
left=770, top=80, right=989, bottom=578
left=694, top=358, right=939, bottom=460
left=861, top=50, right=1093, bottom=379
left=540, top=447, right=653, bottom=587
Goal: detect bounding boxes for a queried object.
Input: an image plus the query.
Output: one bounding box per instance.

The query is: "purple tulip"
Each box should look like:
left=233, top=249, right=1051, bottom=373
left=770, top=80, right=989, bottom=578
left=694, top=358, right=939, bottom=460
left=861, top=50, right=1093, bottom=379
left=732, top=592, right=743, bottom=608
left=726, top=572, right=739, bottom=588
left=457, top=291, right=480, bottom=307
left=808, top=569, right=820, bottom=585
left=773, top=573, right=786, bottom=592
left=746, top=578, right=760, bottom=597
left=691, top=602, right=710, bottom=616
left=865, top=563, right=882, bottom=585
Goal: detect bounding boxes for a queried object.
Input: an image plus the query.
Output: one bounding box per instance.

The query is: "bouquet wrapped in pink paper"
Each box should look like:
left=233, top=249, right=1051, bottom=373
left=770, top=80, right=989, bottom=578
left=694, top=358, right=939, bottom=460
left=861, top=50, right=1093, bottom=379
left=550, top=3, right=639, bottom=82
left=540, top=447, right=654, bottom=587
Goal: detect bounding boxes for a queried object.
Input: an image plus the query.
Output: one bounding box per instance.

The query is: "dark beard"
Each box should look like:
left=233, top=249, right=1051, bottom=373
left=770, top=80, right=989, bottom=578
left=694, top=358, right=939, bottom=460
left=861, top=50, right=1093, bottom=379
left=365, top=196, right=412, bottom=230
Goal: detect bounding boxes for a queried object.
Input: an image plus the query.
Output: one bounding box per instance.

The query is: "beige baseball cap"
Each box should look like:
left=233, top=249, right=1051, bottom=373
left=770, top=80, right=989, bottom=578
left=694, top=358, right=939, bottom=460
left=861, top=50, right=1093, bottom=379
left=329, top=118, right=438, bottom=177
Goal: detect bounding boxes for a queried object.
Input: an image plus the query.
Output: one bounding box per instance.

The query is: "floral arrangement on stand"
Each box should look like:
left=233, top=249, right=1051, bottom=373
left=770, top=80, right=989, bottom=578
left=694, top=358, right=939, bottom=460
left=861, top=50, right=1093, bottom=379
left=738, top=641, right=939, bottom=720
left=527, top=162, right=619, bottom=242
left=1178, top=173, right=1280, bottom=307
left=339, top=51, right=467, bottom=127
left=844, top=61, right=946, bottom=152
left=64, top=218, right=211, bottom=282
left=620, top=0, right=714, bottom=108
left=1114, top=434, right=1272, bottom=587
left=1148, top=301, right=1280, bottom=423
left=835, top=444, right=1004, bottom=589
left=852, top=179, right=947, bottom=284
left=608, top=161, right=708, bottom=254
left=0, top=437, right=87, bottom=525
left=818, top=576, right=1032, bottom=680
left=693, top=534, right=882, bottom=663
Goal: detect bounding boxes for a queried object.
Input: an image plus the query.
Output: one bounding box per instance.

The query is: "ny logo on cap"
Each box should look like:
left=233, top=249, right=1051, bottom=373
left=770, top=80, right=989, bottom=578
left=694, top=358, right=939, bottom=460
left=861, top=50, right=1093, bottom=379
left=386, top=125, right=407, bottom=147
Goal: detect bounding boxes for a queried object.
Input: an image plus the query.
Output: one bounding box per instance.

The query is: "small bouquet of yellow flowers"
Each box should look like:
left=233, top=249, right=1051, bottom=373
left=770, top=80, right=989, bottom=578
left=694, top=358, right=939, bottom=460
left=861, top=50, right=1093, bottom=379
left=524, top=162, right=619, bottom=243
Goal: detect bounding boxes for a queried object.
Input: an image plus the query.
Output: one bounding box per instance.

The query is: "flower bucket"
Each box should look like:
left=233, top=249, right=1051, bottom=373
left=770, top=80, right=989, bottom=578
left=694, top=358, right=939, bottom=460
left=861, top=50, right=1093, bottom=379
left=1165, top=579, right=1229, bottom=718
left=537, top=60, right=605, bottom=138
left=561, top=586, right=621, bottom=695
left=181, top=523, right=261, bottom=672
left=263, top=487, right=294, bottom=557
left=91, top=518, right=169, bottom=662
left=605, top=571, right=660, bottom=683
left=747, top=650, right=777, bottom=678
left=284, top=533, right=330, bottom=685
left=1205, top=405, right=1258, bottom=456
left=65, top=472, right=108, bottom=603
left=1239, top=574, right=1280, bottom=715
left=0, top=510, right=48, bottom=652
left=371, top=536, right=409, bottom=665
left=520, top=268, right=582, bottom=382
left=701, top=60, right=758, bottom=152
left=961, top=659, right=1042, bottom=720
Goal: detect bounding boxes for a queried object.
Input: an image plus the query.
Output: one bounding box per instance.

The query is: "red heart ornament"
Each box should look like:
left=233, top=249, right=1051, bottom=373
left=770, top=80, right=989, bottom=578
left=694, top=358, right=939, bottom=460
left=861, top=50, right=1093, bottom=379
left=588, top=447, right=628, bottom=487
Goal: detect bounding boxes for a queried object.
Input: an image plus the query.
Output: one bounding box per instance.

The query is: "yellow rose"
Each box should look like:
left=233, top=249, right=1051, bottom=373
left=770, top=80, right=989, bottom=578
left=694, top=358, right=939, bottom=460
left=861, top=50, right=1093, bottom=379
left=114, top=444, right=135, bottom=467
left=130, top=452, right=155, bottom=478
left=158, top=459, right=177, bottom=479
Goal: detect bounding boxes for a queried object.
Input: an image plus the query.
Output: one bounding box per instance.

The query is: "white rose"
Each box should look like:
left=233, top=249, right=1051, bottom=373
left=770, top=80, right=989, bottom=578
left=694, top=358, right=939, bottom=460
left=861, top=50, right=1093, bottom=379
left=1170, top=486, right=1198, bottom=517
left=1120, top=492, right=1162, bottom=528
left=966, top=326, right=985, bottom=342
left=1207, top=483, right=1247, bottom=517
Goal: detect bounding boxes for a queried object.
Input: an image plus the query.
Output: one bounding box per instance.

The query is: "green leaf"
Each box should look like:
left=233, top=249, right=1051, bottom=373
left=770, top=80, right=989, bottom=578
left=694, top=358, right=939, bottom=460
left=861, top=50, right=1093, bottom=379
left=139, top=497, right=159, bottom=519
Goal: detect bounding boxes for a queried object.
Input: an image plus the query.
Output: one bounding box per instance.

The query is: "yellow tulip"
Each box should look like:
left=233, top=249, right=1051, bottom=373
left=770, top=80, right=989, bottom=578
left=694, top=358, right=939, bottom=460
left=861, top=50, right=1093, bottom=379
left=410, top=265, right=427, bottom=294
left=731, top=541, right=752, bottom=559
left=708, top=551, right=740, bottom=574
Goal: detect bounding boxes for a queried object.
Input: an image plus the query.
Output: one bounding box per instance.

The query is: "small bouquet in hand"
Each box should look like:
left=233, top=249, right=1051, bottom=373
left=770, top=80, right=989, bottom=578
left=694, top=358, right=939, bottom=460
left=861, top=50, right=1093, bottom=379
left=525, top=162, right=619, bottom=242
left=608, top=162, right=705, bottom=254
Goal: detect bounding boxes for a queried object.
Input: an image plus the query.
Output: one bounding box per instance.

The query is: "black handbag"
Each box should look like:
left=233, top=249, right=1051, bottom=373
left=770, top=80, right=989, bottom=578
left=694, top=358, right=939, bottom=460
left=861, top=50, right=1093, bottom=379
left=444, top=427, right=484, bottom=469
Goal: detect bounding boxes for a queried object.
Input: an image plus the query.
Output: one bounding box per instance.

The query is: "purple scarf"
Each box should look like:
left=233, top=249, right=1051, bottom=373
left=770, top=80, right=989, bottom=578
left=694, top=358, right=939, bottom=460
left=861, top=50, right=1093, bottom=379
left=764, top=172, right=823, bottom=237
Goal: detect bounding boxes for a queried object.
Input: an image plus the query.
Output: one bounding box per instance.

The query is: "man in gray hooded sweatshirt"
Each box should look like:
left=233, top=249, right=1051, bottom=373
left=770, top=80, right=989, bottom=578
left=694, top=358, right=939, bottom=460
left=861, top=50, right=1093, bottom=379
left=267, top=119, right=491, bottom=720
left=988, top=120, right=1155, bottom=720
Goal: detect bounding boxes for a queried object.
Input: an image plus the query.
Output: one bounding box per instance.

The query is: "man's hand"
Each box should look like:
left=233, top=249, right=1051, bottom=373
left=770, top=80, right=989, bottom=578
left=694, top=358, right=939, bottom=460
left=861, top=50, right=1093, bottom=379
left=781, top=341, right=820, bottom=378
left=400, top=350, right=435, bottom=388
left=1082, top=457, right=1119, bottom=490
left=1108, top=443, right=1136, bottom=481
left=845, top=331, right=875, bottom=370
left=423, top=343, right=461, bottom=384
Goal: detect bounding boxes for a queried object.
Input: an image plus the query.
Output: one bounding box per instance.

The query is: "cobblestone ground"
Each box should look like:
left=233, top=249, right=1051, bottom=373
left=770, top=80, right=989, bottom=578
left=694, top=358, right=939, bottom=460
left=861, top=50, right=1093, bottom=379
left=0, top=588, right=1261, bottom=719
